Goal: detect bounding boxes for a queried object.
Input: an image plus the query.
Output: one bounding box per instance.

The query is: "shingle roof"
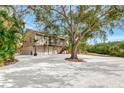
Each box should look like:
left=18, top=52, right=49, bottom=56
left=26, top=28, right=65, bottom=40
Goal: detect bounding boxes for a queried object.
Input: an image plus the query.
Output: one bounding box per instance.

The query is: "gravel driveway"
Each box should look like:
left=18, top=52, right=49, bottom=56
left=0, top=54, right=124, bottom=88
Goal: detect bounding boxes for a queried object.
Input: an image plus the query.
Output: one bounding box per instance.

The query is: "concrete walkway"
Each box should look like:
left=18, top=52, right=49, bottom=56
left=0, top=54, right=124, bottom=88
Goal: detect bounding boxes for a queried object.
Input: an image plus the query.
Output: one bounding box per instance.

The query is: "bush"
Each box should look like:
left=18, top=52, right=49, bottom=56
left=0, top=9, right=23, bottom=65
left=87, top=41, right=124, bottom=57
left=0, top=57, right=4, bottom=66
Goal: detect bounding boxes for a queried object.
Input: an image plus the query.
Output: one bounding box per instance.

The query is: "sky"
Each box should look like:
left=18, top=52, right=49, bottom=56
left=107, top=29, right=124, bottom=41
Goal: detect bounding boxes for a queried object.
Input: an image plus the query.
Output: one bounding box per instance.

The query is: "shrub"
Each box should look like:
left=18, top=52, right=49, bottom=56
left=0, top=8, right=23, bottom=65
left=0, top=57, right=4, bottom=66
left=87, top=41, right=124, bottom=57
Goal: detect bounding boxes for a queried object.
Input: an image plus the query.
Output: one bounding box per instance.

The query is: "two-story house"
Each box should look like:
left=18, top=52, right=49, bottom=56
left=20, top=29, right=65, bottom=55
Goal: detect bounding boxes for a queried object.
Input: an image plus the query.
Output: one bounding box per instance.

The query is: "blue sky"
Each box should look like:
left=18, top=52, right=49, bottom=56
left=107, top=29, right=124, bottom=41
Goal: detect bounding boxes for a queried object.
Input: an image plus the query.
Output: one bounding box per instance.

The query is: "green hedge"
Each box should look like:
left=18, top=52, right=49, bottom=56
left=87, top=41, right=124, bottom=57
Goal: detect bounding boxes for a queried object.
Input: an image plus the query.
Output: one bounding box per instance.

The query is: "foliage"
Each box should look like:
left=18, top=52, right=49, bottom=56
left=0, top=6, right=23, bottom=65
left=87, top=41, right=124, bottom=57
left=66, top=41, right=88, bottom=53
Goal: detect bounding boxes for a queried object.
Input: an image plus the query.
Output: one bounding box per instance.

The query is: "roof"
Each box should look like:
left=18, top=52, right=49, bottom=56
left=26, top=29, right=65, bottom=40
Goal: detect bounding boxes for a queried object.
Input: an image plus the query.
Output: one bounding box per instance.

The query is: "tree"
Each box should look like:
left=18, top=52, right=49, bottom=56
left=0, top=6, right=23, bottom=65
left=28, top=5, right=124, bottom=62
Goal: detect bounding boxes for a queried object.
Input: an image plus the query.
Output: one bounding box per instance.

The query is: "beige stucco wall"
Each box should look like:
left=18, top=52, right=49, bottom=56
left=20, top=46, right=63, bottom=55
left=20, top=46, right=34, bottom=55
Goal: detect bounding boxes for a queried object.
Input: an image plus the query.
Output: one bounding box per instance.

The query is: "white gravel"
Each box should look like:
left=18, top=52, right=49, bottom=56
left=0, top=54, right=124, bottom=88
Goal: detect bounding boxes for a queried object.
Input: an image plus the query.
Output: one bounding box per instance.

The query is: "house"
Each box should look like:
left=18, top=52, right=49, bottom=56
left=20, top=29, right=65, bottom=55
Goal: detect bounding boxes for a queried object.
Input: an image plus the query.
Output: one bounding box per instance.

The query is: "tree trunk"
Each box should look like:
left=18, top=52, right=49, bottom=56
left=70, top=44, right=78, bottom=59
left=65, top=43, right=80, bottom=62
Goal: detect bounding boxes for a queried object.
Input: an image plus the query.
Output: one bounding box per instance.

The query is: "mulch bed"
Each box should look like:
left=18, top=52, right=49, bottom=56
left=65, top=58, right=86, bottom=62
left=0, top=59, right=18, bottom=67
